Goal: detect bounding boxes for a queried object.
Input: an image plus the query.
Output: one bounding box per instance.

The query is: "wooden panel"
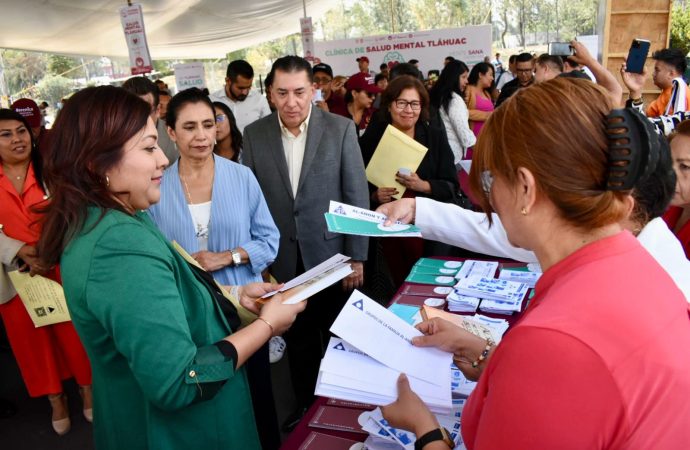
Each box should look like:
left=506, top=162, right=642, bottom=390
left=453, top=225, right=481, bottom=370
left=602, top=0, right=672, bottom=98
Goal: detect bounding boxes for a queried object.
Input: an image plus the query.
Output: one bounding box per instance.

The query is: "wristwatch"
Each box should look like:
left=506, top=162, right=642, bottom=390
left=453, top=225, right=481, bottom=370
left=230, top=249, right=242, bottom=266
left=414, top=427, right=454, bottom=450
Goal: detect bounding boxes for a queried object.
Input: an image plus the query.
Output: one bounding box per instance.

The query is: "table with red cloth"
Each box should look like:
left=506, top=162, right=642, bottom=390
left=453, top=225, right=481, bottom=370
left=280, top=256, right=530, bottom=450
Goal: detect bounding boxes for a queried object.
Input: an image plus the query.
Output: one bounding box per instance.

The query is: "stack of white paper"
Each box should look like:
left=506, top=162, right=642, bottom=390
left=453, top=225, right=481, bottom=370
left=317, top=291, right=453, bottom=414
left=454, top=260, right=498, bottom=280
left=498, top=268, right=541, bottom=288
left=445, top=291, right=480, bottom=313
left=455, top=276, right=528, bottom=315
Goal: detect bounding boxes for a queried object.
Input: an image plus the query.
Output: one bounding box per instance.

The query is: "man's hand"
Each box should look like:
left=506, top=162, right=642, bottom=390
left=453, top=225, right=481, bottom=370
left=342, top=261, right=364, bottom=291
left=619, top=60, right=647, bottom=100
left=192, top=251, right=231, bottom=272
left=376, top=198, right=416, bottom=227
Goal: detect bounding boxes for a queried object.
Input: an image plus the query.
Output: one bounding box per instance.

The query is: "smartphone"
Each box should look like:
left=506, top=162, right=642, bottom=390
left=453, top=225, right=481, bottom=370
left=625, top=38, right=651, bottom=74
left=548, top=42, right=574, bottom=57
left=312, top=88, right=323, bottom=104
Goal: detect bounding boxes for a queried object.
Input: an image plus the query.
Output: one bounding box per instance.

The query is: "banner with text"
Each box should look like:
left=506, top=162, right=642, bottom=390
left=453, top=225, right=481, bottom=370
left=119, top=3, right=153, bottom=75
left=301, top=17, right=315, bottom=62
left=314, top=24, right=492, bottom=77
left=174, top=62, right=207, bottom=92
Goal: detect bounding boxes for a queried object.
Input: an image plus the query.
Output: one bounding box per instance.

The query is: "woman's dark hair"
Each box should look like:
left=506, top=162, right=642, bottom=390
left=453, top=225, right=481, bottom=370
left=212, top=101, right=242, bottom=162
left=429, top=60, right=470, bottom=114
left=468, top=62, right=493, bottom=86
left=37, top=86, right=151, bottom=265
left=378, top=75, right=430, bottom=124
left=631, top=136, right=676, bottom=226
left=0, top=108, right=44, bottom=192
left=165, top=88, right=215, bottom=129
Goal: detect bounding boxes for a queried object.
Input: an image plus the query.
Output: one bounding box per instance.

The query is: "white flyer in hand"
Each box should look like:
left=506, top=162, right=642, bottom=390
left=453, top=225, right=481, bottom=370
left=330, top=290, right=452, bottom=386
left=328, top=201, right=422, bottom=237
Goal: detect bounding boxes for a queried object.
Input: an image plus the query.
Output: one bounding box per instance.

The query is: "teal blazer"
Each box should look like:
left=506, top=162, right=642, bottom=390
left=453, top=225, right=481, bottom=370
left=60, top=208, right=260, bottom=450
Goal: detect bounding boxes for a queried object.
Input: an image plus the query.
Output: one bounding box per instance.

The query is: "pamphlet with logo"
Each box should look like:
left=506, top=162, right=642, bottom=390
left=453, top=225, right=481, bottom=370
left=365, top=125, right=428, bottom=199
left=8, top=271, right=71, bottom=327
left=325, top=201, right=422, bottom=237
left=260, top=253, right=353, bottom=304
left=322, top=290, right=452, bottom=414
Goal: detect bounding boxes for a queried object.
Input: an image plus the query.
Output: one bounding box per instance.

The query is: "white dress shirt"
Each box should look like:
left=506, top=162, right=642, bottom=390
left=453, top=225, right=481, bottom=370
left=210, top=88, right=271, bottom=133
left=278, top=106, right=312, bottom=196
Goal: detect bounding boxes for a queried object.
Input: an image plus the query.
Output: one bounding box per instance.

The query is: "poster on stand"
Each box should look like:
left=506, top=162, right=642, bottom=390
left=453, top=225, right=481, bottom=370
left=174, top=62, right=207, bottom=92
left=301, top=17, right=315, bottom=62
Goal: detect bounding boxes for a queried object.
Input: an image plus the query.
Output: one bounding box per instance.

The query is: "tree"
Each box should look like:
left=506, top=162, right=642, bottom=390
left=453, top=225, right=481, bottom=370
left=1, top=50, right=48, bottom=96
left=671, top=1, right=690, bottom=56
left=36, top=75, right=74, bottom=107
left=48, top=54, right=80, bottom=77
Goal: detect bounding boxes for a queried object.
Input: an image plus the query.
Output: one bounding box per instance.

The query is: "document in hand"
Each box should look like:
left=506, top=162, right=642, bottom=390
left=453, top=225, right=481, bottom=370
left=326, top=201, right=422, bottom=237
left=365, top=125, right=428, bottom=199
left=319, top=290, right=453, bottom=413
left=8, top=271, right=71, bottom=327
left=316, top=337, right=452, bottom=415
left=260, top=253, right=353, bottom=304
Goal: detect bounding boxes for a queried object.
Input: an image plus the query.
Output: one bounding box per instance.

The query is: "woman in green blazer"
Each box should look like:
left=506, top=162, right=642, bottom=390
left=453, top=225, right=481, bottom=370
left=36, top=86, right=305, bottom=450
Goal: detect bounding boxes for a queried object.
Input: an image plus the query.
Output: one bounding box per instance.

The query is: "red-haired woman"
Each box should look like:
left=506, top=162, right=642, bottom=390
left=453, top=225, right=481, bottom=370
left=378, top=79, right=690, bottom=448
left=0, top=108, right=92, bottom=435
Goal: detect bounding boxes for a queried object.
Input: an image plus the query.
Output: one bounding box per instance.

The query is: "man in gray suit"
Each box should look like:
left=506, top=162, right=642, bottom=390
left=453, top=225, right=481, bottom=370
left=243, top=56, right=369, bottom=428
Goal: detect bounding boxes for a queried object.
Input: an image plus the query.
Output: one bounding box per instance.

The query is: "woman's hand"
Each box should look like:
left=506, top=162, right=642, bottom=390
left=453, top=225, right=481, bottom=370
left=258, top=293, right=306, bottom=336
left=381, top=374, right=440, bottom=437
left=396, top=172, right=431, bottom=194
left=191, top=251, right=231, bottom=272
left=372, top=187, right=400, bottom=204
left=376, top=198, right=417, bottom=226
left=414, top=318, right=490, bottom=381
left=16, top=245, right=50, bottom=276
left=237, top=282, right=283, bottom=315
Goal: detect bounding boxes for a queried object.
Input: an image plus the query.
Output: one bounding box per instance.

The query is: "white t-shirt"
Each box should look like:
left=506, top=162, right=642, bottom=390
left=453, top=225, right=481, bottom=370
left=188, top=201, right=211, bottom=251
left=210, top=88, right=271, bottom=133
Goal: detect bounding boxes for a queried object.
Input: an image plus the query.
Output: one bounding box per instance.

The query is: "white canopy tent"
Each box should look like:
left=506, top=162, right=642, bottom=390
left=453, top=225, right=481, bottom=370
left=0, top=0, right=330, bottom=59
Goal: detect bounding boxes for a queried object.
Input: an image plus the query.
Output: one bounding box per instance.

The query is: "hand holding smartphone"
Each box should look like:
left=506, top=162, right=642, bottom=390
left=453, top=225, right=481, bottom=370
left=625, top=39, right=650, bottom=74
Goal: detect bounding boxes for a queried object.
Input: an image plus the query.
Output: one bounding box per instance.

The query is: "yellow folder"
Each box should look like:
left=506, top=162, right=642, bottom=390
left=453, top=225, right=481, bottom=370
left=365, top=125, right=428, bottom=199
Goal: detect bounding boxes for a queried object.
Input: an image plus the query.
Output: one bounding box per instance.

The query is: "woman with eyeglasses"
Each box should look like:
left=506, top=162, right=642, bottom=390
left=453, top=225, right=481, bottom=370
left=212, top=102, right=242, bottom=163
left=148, top=88, right=283, bottom=449
left=359, top=75, right=458, bottom=285
left=342, top=72, right=380, bottom=135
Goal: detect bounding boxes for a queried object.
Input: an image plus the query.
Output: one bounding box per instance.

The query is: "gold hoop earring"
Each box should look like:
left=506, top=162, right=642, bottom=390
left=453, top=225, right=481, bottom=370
left=521, top=207, right=527, bottom=215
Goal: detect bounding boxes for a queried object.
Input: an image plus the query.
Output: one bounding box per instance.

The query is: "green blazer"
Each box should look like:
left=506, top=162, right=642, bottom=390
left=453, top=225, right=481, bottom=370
left=61, top=208, right=260, bottom=450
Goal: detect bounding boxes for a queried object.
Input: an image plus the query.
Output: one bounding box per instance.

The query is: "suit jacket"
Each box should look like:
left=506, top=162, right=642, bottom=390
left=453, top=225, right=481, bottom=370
left=242, top=107, right=369, bottom=282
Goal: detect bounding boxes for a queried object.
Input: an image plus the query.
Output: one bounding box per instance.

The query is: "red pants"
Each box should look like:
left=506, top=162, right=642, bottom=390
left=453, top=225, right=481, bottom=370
left=0, top=296, right=92, bottom=397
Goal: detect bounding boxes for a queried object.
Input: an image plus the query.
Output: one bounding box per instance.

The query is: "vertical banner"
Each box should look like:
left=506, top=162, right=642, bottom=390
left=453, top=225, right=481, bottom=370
left=174, top=62, right=207, bottom=92
left=300, top=17, right=315, bottom=62
left=119, top=3, right=153, bottom=75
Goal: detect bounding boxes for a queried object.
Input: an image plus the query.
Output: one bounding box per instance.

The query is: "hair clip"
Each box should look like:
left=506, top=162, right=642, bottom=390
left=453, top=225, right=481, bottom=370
left=604, top=108, right=660, bottom=191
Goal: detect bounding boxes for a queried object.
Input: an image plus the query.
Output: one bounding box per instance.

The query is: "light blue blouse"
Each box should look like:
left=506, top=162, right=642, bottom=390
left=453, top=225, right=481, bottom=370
left=148, top=156, right=279, bottom=285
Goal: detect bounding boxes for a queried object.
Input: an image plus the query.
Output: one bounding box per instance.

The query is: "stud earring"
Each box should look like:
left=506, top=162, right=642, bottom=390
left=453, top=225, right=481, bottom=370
left=521, top=207, right=527, bottom=215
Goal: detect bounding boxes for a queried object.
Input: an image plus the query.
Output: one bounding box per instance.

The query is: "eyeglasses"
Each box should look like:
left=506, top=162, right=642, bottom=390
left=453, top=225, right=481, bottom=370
left=313, top=77, right=332, bottom=85
left=481, top=170, right=494, bottom=196
left=394, top=99, right=422, bottom=111
left=215, top=114, right=227, bottom=123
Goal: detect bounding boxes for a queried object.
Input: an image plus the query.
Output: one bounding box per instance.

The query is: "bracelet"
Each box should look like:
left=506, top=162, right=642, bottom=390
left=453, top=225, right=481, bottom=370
left=470, top=339, right=494, bottom=368
left=255, top=317, right=274, bottom=336
left=629, top=96, right=643, bottom=104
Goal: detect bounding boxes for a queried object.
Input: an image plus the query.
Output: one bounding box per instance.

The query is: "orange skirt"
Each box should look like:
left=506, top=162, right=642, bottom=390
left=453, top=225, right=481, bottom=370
left=0, top=295, right=91, bottom=397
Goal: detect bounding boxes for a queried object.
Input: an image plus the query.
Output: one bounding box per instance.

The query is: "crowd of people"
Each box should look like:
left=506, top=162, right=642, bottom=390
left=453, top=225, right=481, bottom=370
left=1, top=38, right=689, bottom=450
